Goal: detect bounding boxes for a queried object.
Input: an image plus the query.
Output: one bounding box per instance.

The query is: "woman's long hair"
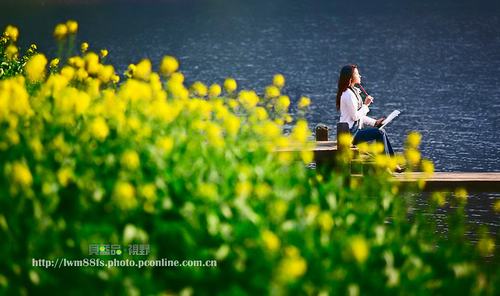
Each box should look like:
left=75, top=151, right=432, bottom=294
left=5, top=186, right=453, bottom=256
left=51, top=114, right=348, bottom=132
left=336, top=64, right=357, bottom=111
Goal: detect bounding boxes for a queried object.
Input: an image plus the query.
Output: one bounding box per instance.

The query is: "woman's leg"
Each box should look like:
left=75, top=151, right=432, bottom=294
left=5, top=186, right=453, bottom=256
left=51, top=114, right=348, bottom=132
left=353, top=128, right=394, bottom=156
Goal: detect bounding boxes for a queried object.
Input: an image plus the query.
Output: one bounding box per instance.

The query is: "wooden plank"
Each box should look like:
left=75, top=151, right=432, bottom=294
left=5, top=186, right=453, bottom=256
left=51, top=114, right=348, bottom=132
left=391, top=172, right=500, bottom=192
left=393, top=172, right=500, bottom=181
left=275, top=141, right=360, bottom=152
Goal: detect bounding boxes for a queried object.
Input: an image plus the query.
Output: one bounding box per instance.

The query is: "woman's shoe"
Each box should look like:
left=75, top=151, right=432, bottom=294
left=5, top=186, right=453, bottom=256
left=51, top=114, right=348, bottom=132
left=394, top=165, right=405, bottom=173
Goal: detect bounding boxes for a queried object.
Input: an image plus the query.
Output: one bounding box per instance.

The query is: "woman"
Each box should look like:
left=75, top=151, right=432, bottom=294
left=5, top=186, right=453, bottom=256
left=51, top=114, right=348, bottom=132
left=336, top=64, right=397, bottom=158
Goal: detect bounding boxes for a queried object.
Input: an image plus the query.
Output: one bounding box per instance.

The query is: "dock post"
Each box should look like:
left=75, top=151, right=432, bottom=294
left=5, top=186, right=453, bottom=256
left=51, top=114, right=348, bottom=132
left=314, top=124, right=332, bottom=172
left=336, top=122, right=350, bottom=149
left=315, top=124, right=329, bottom=141
left=336, top=122, right=352, bottom=175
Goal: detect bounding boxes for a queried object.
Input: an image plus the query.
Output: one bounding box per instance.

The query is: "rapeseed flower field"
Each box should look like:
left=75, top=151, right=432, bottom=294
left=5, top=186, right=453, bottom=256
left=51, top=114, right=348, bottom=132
left=0, top=22, right=498, bottom=295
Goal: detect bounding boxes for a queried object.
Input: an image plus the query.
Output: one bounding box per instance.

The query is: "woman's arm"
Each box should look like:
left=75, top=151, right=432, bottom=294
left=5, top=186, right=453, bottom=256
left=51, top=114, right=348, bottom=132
left=363, top=116, right=377, bottom=127
left=340, top=91, right=370, bottom=122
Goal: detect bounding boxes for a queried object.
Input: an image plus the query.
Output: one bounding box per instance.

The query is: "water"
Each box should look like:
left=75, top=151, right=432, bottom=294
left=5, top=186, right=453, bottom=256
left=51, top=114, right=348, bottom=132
left=1, top=0, right=499, bottom=232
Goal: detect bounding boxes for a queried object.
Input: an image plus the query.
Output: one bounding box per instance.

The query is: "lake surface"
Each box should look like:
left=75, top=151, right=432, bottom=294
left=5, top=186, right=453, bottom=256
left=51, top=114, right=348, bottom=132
left=2, top=0, right=499, bottom=233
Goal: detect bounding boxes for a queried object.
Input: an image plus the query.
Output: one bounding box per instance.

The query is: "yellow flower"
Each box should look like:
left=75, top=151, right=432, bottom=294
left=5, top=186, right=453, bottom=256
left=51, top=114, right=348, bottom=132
left=238, top=90, right=259, bottom=110
left=206, top=122, right=224, bottom=147
left=235, top=181, right=252, bottom=198
left=477, top=237, right=495, bottom=257
left=169, top=72, right=184, bottom=84
left=257, top=121, right=281, bottom=140
left=139, top=184, right=156, bottom=201
left=279, top=246, right=307, bottom=281
left=167, top=80, right=189, bottom=100
left=50, top=58, right=60, bottom=68
left=81, top=42, right=89, bottom=53
left=265, top=85, right=280, bottom=99
left=111, top=74, right=120, bottom=84
left=68, top=56, right=85, bottom=68
left=11, top=162, right=33, bottom=187
left=272, top=199, right=288, bottom=219
left=318, top=212, right=334, bottom=232
left=27, top=43, right=37, bottom=54
left=224, top=114, right=240, bottom=137
left=301, top=150, right=314, bottom=164
left=160, top=55, right=179, bottom=76
left=454, top=188, right=468, bottom=201
left=275, top=95, right=290, bottom=113
left=57, top=167, right=73, bottom=187
left=5, top=45, right=18, bottom=60
left=291, top=120, right=310, bottom=143
left=113, top=181, right=137, bottom=210
left=53, top=23, right=68, bottom=40
left=124, top=64, right=136, bottom=78
left=432, top=192, right=446, bottom=207
left=305, top=204, right=319, bottom=221
left=66, top=20, right=78, bottom=34
left=298, top=96, right=311, bottom=108
left=227, top=99, right=240, bottom=111
left=156, top=136, right=174, bottom=154
left=253, top=107, right=268, bottom=120
left=255, top=183, right=271, bottom=199
left=262, top=230, right=280, bottom=252
left=370, top=142, right=385, bottom=154
left=86, top=78, right=101, bottom=97
left=25, top=54, right=48, bottom=82
left=133, top=59, right=152, bottom=81
left=223, top=78, right=237, bottom=94
left=98, top=65, right=115, bottom=83
left=374, top=155, right=390, bottom=168
left=126, top=117, right=141, bottom=131
left=338, top=133, right=352, bottom=148
left=121, top=150, right=140, bottom=170
left=6, top=130, right=19, bottom=145
left=190, top=81, right=208, bottom=97
left=100, top=49, right=108, bottom=58
left=90, top=117, right=109, bottom=141
left=493, top=200, right=500, bottom=213
left=350, top=236, right=369, bottom=263
left=406, top=131, right=422, bottom=148
left=29, top=138, right=44, bottom=159
left=421, top=159, right=434, bottom=175
left=356, top=142, right=369, bottom=153
left=4, top=25, right=19, bottom=42
left=0, top=77, right=31, bottom=118
left=45, top=73, right=69, bottom=98
left=198, top=183, right=218, bottom=201
left=452, top=262, right=476, bottom=278
left=278, top=151, right=293, bottom=165
left=208, top=83, right=222, bottom=98
left=406, top=149, right=421, bottom=166
left=84, top=52, right=100, bottom=75
left=75, top=68, right=88, bottom=81
left=273, top=73, right=285, bottom=89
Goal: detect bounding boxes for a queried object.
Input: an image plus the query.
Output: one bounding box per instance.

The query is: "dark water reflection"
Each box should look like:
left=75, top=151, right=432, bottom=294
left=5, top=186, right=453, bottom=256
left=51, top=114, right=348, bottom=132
left=408, top=192, right=500, bottom=240
left=1, top=0, right=499, bottom=231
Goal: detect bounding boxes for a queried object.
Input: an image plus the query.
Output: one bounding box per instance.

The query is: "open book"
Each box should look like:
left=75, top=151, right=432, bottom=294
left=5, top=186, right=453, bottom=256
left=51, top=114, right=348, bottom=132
left=379, top=110, right=401, bottom=130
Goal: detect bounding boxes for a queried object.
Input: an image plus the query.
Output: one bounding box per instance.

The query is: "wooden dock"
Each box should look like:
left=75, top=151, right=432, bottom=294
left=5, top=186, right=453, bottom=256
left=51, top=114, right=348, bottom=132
left=275, top=121, right=500, bottom=193
left=275, top=143, right=500, bottom=192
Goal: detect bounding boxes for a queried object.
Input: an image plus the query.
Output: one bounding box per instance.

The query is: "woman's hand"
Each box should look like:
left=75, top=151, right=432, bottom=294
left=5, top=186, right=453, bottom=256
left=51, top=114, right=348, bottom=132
left=375, top=117, right=386, bottom=127
left=364, top=95, right=373, bottom=106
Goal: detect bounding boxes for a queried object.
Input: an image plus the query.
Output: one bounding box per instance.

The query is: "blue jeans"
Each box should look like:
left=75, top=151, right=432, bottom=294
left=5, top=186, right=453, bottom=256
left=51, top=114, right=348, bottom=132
left=350, top=122, right=395, bottom=156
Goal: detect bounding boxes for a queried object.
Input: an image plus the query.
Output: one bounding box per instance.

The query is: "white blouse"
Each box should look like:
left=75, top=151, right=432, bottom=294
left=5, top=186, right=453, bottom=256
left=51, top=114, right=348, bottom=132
left=339, top=87, right=376, bottom=129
